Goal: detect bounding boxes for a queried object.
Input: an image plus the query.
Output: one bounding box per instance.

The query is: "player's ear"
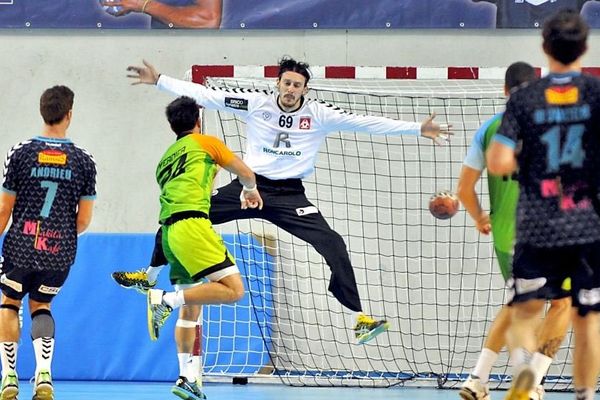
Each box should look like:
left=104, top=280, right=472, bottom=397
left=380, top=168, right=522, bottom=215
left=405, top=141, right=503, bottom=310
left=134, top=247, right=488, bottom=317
left=302, top=85, right=309, bottom=95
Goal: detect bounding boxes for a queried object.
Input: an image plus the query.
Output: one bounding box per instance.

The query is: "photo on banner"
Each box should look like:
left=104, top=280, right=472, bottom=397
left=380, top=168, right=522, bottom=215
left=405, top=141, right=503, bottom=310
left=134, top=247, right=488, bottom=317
left=0, top=1, right=599, bottom=30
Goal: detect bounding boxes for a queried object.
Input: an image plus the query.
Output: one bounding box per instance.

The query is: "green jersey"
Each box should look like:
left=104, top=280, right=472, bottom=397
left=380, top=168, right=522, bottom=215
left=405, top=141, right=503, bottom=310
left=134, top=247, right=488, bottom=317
left=464, top=112, right=519, bottom=279
left=156, top=133, right=235, bottom=223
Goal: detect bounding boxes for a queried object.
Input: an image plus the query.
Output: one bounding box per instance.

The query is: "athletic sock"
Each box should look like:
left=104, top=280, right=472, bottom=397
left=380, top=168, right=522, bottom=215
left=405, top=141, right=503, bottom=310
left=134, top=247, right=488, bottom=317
left=177, top=353, right=195, bottom=382
left=530, top=352, right=552, bottom=386
left=0, top=342, right=18, bottom=376
left=510, top=347, right=532, bottom=374
left=192, top=354, right=203, bottom=387
left=146, top=265, right=165, bottom=283
left=472, top=348, right=498, bottom=384
left=33, top=337, right=54, bottom=375
left=163, top=290, right=185, bottom=309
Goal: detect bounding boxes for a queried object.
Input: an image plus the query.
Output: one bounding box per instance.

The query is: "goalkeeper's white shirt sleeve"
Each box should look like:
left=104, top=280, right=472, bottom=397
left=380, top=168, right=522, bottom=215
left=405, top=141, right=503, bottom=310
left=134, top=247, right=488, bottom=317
left=311, top=99, right=421, bottom=136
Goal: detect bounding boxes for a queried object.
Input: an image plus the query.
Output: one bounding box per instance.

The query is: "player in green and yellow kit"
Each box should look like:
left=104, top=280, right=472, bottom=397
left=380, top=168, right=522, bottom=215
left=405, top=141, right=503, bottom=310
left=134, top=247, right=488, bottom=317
left=146, top=96, right=263, bottom=400
left=457, top=62, right=571, bottom=400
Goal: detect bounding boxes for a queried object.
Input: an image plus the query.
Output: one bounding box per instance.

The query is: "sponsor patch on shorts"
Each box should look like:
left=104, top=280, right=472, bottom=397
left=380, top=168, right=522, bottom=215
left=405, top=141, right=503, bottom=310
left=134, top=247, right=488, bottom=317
left=296, top=206, right=319, bottom=216
left=515, top=277, right=547, bottom=294
left=38, top=285, right=61, bottom=295
left=578, top=287, right=600, bottom=306
left=0, top=274, right=22, bottom=292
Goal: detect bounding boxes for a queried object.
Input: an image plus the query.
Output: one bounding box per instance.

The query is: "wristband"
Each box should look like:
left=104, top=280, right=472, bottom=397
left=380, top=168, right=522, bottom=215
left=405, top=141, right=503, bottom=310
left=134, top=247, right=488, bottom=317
left=243, top=184, right=257, bottom=192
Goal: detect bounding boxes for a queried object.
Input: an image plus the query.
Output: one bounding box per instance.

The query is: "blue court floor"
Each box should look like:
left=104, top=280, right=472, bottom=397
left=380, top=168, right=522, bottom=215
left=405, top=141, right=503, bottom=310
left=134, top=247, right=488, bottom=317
left=14, top=381, right=575, bottom=400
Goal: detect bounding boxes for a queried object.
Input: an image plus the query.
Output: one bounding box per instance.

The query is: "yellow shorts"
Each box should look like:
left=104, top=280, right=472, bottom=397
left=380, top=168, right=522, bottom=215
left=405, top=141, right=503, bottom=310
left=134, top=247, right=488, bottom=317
left=162, top=217, right=235, bottom=285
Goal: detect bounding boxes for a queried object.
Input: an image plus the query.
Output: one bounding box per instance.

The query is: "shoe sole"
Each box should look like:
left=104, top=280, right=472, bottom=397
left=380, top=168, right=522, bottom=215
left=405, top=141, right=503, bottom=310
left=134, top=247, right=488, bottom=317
left=459, top=387, right=489, bottom=400
left=112, top=273, right=154, bottom=294
left=33, top=383, right=54, bottom=400
left=458, top=387, right=477, bottom=400
left=147, top=292, right=158, bottom=341
left=357, top=321, right=390, bottom=344
left=505, top=367, right=535, bottom=400
left=171, top=386, right=205, bottom=400
left=0, top=386, right=18, bottom=400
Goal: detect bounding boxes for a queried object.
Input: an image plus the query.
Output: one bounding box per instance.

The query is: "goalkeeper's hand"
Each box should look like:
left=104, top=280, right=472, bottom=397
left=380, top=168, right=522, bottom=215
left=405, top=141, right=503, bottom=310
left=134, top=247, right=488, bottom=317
left=127, top=59, right=160, bottom=85
left=421, top=112, right=453, bottom=145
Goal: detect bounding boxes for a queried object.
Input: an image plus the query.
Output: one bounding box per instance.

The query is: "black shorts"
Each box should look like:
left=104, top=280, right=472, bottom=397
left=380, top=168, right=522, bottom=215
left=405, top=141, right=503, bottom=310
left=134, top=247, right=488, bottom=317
left=509, top=241, right=600, bottom=316
left=0, top=260, right=69, bottom=303
left=150, top=227, right=168, bottom=267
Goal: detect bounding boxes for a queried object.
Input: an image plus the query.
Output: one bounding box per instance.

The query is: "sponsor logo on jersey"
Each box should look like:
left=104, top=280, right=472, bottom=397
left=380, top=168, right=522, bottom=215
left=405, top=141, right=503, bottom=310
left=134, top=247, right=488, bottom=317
left=299, top=117, right=311, bottom=130
left=262, top=112, right=271, bottom=121
left=545, top=86, right=579, bottom=105
left=296, top=206, right=319, bottom=216
left=22, top=220, right=62, bottom=255
left=38, top=149, right=67, bottom=165
left=0, top=274, right=23, bottom=293
left=262, top=147, right=302, bottom=157
left=225, top=97, right=249, bottom=111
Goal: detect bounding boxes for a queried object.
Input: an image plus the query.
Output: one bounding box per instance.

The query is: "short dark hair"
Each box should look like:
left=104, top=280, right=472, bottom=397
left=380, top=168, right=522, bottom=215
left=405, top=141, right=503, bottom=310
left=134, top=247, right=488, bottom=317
left=505, top=62, right=536, bottom=91
left=542, top=9, right=588, bottom=65
left=278, top=56, right=311, bottom=85
left=166, top=96, right=200, bottom=135
left=40, top=85, right=74, bottom=125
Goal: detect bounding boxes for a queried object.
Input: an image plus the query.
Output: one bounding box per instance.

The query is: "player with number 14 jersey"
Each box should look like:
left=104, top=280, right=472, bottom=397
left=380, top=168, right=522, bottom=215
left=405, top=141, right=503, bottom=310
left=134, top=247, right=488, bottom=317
left=496, top=72, right=600, bottom=247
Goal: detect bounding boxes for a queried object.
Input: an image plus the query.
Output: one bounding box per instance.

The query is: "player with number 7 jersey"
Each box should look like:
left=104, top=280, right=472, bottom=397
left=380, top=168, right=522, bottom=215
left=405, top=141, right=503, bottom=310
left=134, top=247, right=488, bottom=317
left=1, top=137, right=96, bottom=272
left=0, top=85, right=96, bottom=400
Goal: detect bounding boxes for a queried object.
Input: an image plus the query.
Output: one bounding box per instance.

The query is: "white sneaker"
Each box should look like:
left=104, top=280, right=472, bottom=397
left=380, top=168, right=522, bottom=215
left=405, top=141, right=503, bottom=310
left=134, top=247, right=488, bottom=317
left=459, top=376, right=490, bottom=400
left=529, top=385, right=544, bottom=400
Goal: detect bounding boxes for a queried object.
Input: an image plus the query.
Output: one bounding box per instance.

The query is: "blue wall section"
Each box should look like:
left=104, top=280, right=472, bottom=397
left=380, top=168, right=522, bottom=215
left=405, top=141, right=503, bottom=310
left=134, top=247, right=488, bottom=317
left=3, top=233, right=273, bottom=381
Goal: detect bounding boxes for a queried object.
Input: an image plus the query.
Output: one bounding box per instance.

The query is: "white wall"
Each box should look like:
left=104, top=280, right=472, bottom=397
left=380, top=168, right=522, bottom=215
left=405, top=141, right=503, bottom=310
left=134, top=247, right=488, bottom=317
left=1, top=29, right=599, bottom=232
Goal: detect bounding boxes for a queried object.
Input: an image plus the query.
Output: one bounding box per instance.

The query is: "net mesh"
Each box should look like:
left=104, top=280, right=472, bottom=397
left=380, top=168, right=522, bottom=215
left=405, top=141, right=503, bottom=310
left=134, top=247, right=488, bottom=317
left=197, top=76, right=576, bottom=389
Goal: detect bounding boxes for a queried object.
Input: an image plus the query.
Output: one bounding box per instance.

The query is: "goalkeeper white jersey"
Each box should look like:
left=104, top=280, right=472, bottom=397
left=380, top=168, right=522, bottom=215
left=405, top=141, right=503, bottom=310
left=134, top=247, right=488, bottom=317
left=158, top=75, right=421, bottom=180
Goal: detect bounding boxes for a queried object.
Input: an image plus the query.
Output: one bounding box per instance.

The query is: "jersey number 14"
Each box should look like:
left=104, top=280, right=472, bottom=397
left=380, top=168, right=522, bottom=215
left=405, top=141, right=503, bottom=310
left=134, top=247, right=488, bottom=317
left=540, top=124, right=585, bottom=173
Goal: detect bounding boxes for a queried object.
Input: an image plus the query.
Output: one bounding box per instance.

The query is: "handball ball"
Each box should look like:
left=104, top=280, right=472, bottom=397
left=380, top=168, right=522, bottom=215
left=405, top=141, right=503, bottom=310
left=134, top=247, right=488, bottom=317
left=429, top=190, right=459, bottom=220
left=99, top=0, right=123, bottom=16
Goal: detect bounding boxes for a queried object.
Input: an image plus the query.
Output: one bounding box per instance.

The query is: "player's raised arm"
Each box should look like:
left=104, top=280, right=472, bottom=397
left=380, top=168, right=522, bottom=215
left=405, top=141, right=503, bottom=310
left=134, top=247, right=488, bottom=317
left=316, top=101, right=452, bottom=145
left=126, top=59, right=160, bottom=85
left=127, top=60, right=257, bottom=116
left=420, top=112, right=453, bottom=145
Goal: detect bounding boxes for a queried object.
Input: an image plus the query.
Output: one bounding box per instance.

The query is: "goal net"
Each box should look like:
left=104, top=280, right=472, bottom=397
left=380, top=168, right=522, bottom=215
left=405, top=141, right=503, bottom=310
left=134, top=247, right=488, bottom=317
left=196, top=75, right=576, bottom=389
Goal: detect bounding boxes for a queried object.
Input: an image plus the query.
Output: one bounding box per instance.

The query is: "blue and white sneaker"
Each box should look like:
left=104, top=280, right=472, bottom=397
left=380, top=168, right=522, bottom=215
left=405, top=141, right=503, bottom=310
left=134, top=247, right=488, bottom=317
left=354, top=314, right=390, bottom=344
left=171, top=376, right=207, bottom=400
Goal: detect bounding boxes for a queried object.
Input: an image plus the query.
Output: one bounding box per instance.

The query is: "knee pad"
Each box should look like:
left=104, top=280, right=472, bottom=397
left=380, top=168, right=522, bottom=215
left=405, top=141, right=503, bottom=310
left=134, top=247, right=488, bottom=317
left=31, top=309, right=55, bottom=339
